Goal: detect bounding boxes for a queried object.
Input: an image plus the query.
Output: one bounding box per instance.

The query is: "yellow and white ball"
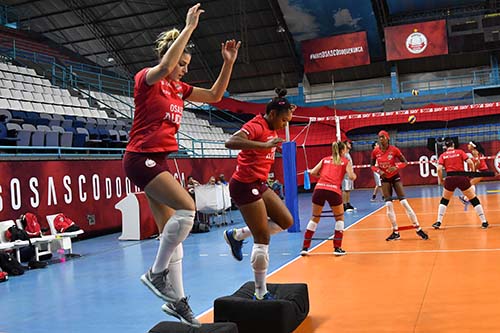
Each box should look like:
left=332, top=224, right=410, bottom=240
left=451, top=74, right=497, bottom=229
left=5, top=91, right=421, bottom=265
left=408, top=115, right=417, bottom=124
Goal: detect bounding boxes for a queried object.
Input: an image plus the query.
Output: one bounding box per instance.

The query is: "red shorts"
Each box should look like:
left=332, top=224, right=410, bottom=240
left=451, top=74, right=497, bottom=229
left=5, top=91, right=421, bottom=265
left=229, top=178, right=269, bottom=206
left=123, top=151, right=170, bottom=189
left=312, top=189, right=343, bottom=207
left=444, top=176, right=471, bottom=192
left=382, top=173, right=401, bottom=185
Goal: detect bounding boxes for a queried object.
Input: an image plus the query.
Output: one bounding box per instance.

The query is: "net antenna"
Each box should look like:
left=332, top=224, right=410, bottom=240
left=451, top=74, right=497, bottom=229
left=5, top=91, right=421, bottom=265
left=332, top=73, right=341, bottom=142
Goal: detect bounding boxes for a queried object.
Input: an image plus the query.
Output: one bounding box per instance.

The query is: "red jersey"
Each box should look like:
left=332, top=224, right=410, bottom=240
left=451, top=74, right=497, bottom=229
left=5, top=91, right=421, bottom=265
left=438, top=148, right=468, bottom=172
left=232, top=114, right=277, bottom=183
left=126, top=68, right=193, bottom=153
left=315, top=156, right=349, bottom=195
left=371, top=145, right=403, bottom=178
left=472, top=153, right=488, bottom=171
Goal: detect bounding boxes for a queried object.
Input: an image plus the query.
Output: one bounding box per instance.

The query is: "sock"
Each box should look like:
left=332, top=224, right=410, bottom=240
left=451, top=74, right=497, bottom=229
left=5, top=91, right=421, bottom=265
left=333, top=220, right=344, bottom=248
left=302, top=220, right=318, bottom=249
left=251, top=243, right=269, bottom=298
left=234, top=226, right=252, bottom=241
left=400, top=199, right=419, bottom=227
left=437, top=204, right=447, bottom=223
left=473, top=204, right=487, bottom=223
left=385, top=201, right=398, bottom=230
left=168, top=244, right=184, bottom=299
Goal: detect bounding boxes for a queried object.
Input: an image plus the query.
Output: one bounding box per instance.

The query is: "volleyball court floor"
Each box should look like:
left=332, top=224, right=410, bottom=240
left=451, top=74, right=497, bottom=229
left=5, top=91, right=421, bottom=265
left=1, top=182, right=499, bottom=333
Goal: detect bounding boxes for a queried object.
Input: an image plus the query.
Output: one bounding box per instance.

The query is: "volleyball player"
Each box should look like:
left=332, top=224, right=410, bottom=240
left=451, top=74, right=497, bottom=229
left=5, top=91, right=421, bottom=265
left=122, top=3, right=240, bottom=326
left=371, top=141, right=383, bottom=201
left=371, top=130, right=429, bottom=241
left=300, top=141, right=356, bottom=256
left=459, top=141, right=488, bottom=205
left=223, top=88, right=295, bottom=300
left=432, top=139, right=489, bottom=229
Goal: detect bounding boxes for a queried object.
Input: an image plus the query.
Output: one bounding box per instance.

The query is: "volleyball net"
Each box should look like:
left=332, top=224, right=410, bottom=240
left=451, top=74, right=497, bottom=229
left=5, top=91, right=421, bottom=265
left=278, top=103, right=500, bottom=232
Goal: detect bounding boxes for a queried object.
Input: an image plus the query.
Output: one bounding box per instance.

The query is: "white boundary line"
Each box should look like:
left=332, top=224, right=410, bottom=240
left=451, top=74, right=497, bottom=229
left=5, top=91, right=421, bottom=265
left=308, top=248, right=500, bottom=256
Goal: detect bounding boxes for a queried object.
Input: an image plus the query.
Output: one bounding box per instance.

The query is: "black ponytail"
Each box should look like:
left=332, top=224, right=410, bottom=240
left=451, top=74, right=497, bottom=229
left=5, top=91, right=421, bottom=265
left=266, top=88, right=291, bottom=115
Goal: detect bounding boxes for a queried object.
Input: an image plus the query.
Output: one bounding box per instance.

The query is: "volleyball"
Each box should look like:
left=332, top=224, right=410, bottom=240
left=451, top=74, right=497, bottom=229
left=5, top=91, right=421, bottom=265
left=408, top=115, right=417, bottom=124
left=411, top=89, right=419, bottom=96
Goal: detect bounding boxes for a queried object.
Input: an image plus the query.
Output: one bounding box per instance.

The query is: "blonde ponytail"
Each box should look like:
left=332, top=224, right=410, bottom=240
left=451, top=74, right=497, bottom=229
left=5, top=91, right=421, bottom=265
left=155, top=28, right=182, bottom=58
left=332, top=141, right=346, bottom=165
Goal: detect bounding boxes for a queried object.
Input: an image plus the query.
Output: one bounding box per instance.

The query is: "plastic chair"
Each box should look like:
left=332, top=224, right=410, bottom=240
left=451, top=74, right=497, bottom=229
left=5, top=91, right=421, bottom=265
left=0, top=220, right=30, bottom=262
left=45, top=214, right=83, bottom=256
left=15, top=219, right=55, bottom=261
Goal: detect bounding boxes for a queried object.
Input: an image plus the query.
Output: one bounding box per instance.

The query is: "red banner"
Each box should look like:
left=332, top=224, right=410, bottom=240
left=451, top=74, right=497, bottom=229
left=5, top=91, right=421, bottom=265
left=385, top=20, right=448, bottom=61
left=0, top=158, right=237, bottom=237
left=302, top=31, right=370, bottom=73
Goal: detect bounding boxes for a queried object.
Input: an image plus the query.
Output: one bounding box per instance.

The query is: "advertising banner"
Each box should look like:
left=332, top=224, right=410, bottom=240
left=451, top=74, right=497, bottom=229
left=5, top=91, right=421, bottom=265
left=385, top=20, right=448, bottom=61
left=302, top=31, right=370, bottom=73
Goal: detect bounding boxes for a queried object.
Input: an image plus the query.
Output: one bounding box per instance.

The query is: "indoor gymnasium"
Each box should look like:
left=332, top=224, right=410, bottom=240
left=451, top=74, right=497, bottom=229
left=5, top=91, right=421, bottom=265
left=1, top=1, right=500, bottom=332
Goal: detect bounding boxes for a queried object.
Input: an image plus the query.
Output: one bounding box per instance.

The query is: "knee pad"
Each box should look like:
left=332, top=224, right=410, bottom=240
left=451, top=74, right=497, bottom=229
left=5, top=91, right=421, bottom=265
left=165, top=209, right=195, bottom=243
left=335, top=220, right=344, bottom=231
left=440, top=198, right=450, bottom=206
left=251, top=244, right=269, bottom=273
left=306, top=220, right=318, bottom=231
left=469, top=197, right=480, bottom=207
left=170, top=243, right=184, bottom=265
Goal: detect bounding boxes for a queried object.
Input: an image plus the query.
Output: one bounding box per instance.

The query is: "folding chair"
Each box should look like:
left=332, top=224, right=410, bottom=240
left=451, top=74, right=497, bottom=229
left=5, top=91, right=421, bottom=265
left=0, top=220, right=30, bottom=262
left=46, top=214, right=84, bottom=257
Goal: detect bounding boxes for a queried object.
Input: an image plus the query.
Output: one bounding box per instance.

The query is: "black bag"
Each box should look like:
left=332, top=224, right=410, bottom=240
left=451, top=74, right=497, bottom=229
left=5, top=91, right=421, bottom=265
left=6, top=225, right=30, bottom=242
left=0, top=252, right=26, bottom=276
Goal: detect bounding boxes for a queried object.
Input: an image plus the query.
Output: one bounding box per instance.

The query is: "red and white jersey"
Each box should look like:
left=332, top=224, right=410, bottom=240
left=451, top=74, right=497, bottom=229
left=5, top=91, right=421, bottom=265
left=232, top=114, right=277, bottom=183
left=126, top=68, right=193, bottom=153
left=371, top=145, right=403, bottom=178
left=472, top=153, right=488, bottom=171
left=438, top=148, right=468, bottom=172
left=315, top=156, right=349, bottom=195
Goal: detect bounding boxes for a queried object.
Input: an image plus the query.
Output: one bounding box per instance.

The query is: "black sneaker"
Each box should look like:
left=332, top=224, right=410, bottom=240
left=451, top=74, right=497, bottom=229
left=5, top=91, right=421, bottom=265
left=416, top=229, right=429, bottom=240
left=345, top=203, right=355, bottom=212
left=162, top=297, right=201, bottom=327
left=300, top=247, right=309, bottom=256
left=386, top=232, right=400, bottom=241
left=432, top=221, right=441, bottom=229
left=334, top=247, right=346, bottom=256
left=481, top=221, right=489, bottom=229
left=28, top=260, right=48, bottom=269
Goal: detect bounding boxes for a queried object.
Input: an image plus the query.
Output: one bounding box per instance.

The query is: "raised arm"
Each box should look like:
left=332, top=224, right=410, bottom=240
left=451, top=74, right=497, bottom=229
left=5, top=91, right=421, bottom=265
left=146, top=4, right=204, bottom=85
left=188, top=39, right=241, bottom=103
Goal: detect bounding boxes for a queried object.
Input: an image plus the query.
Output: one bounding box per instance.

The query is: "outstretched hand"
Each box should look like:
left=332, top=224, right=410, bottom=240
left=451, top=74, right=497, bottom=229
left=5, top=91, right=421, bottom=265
left=221, top=39, right=241, bottom=64
left=185, top=3, right=204, bottom=31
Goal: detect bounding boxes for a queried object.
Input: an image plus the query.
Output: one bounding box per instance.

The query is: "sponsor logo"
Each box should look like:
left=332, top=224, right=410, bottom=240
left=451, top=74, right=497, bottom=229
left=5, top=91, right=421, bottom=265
left=406, top=30, right=427, bottom=54
left=252, top=188, right=259, bottom=196
left=145, top=159, right=156, bottom=168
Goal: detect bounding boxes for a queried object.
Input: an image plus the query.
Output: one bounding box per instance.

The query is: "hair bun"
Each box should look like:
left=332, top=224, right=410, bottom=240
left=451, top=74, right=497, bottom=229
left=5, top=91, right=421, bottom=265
left=275, top=88, right=287, bottom=98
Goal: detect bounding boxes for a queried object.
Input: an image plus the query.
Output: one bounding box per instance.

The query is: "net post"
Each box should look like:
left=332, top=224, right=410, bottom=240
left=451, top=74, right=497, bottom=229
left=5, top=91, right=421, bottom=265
left=282, top=141, right=300, bottom=232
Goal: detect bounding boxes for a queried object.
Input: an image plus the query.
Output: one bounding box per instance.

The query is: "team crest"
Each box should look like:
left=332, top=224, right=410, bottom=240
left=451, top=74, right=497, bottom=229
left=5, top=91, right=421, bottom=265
left=406, top=30, right=428, bottom=54
left=145, top=159, right=156, bottom=168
